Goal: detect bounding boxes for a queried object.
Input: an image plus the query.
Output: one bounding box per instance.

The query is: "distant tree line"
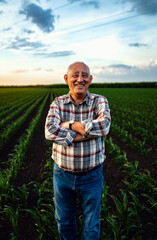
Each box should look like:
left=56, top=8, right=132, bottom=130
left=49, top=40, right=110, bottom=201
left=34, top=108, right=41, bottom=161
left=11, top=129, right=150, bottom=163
left=89, top=82, right=157, bottom=88
left=0, top=82, right=157, bottom=88
left=41, top=82, right=157, bottom=88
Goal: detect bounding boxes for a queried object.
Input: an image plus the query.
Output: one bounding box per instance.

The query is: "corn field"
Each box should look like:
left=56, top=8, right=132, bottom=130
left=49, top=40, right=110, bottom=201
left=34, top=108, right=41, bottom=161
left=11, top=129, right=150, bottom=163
left=0, top=87, right=156, bottom=240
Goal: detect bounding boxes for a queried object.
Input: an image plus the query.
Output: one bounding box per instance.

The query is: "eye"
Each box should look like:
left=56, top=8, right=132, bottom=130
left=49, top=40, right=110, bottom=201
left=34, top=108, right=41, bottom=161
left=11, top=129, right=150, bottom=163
left=72, top=74, right=79, bottom=78
left=82, top=74, right=88, bottom=78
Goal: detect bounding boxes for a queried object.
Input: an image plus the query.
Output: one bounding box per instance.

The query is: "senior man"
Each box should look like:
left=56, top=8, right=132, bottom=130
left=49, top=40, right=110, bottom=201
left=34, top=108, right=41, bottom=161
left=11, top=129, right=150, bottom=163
left=45, top=62, right=111, bottom=240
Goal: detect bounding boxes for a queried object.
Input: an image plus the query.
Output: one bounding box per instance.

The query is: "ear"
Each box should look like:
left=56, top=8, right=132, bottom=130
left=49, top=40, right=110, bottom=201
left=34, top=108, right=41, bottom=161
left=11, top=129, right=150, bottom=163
left=64, top=74, right=68, bottom=84
left=89, top=75, right=93, bottom=85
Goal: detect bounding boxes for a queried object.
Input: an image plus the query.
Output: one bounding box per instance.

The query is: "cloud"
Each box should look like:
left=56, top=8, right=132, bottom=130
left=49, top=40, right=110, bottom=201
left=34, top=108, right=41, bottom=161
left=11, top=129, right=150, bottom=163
left=45, top=68, right=53, bottom=72
left=0, top=0, right=7, bottom=3
left=12, top=68, right=42, bottom=74
left=105, top=64, right=136, bottom=77
left=33, top=68, right=42, bottom=71
left=94, top=60, right=157, bottom=82
left=129, top=43, right=149, bottom=48
left=68, top=0, right=82, bottom=2
left=68, top=0, right=100, bottom=8
left=2, top=27, right=11, bottom=31
left=81, top=0, right=100, bottom=8
left=130, top=0, right=157, bottom=15
left=35, top=50, right=75, bottom=57
left=6, top=36, right=45, bottom=50
left=19, top=3, right=55, bottom=33
left=23, top=29, right=35, bottom=34
left=108, top=64, right=134, bottom=69
left=0, top=11, right=3, bottom=14
left=12, top=69, right=30, bottom=74
left=118, top=0, right=157, bottom=15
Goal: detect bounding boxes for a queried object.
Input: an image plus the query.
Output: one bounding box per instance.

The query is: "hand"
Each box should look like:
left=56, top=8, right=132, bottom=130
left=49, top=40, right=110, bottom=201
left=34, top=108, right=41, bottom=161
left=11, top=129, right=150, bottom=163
left=60, top=121, right=70, bottom=129
left=73, top=133, right=89, bottom=142
left=98, top=114, right=106, bottom=120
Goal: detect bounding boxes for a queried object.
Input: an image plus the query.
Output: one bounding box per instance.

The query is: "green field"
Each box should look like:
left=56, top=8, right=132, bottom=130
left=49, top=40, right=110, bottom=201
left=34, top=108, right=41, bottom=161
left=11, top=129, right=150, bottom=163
left=0, top=87, right=156, bottom=240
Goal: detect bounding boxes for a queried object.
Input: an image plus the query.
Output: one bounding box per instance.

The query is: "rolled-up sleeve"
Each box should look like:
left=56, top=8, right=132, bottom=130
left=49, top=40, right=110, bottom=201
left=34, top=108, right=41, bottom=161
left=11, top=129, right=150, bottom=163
left=45, top=100, right=77, bottom=146
left=81, top=97, right=111, bottom=137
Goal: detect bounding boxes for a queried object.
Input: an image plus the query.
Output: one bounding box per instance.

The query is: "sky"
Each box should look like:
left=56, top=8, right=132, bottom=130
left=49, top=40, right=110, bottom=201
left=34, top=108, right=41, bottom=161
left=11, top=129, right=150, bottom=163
left=0, top=0, right=157, bottom=85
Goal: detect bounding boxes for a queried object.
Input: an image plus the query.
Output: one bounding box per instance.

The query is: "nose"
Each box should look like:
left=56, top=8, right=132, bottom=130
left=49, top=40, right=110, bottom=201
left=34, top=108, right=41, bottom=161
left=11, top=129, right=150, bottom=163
left=77, top=75, right=83, bottom=82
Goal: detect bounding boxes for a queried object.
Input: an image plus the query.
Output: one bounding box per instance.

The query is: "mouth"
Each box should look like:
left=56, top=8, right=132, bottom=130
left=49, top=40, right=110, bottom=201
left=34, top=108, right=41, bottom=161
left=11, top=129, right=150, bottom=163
left=74, top=85, right=85, bottom=89
left=74, top=83, right=85, bottom=87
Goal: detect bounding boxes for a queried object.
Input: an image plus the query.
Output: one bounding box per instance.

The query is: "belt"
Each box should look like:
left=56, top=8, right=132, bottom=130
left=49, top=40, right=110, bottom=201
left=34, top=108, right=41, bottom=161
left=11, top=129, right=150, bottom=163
left=70, top=164, right=101, bottom=176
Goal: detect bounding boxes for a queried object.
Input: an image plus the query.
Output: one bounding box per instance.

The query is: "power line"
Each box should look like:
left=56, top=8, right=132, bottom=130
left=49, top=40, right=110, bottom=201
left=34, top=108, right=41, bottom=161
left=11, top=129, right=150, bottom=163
left=53, top=3, right=71, bottom=10
left=1, top=1, right=157, bottom=35
left=55, top=1, right=157, bottom=31
left=22, top=1, right=157, bottom=32
left=64, top=7, right=157, bottom=35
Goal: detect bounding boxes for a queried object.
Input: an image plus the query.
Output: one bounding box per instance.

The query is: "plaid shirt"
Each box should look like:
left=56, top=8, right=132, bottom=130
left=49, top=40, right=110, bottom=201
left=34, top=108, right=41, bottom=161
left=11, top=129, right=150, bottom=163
left=45, top=91, right=111, bottom=172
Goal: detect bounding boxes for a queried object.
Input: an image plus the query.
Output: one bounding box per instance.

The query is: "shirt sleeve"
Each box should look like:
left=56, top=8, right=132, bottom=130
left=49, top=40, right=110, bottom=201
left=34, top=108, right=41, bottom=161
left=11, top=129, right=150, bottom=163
left=81, top=96, right=111, bottom=137
left=45, top=99, right=77, bottom=146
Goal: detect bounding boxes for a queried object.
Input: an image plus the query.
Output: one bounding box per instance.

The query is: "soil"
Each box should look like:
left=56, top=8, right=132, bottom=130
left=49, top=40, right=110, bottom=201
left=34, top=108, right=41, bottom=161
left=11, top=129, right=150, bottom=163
left=0, top=98, right=44, bottom=165
left=0, top=96, right=156, bottom=240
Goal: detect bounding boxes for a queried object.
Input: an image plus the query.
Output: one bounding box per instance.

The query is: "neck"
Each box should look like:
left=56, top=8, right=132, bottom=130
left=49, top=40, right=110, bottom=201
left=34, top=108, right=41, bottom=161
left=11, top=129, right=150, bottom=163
left=71, top=93, right=86, bottom=105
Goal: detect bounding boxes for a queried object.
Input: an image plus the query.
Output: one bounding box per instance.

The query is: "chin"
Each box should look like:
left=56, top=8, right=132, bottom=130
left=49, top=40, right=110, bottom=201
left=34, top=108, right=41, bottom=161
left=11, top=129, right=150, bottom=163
left=75, top=90, right=85, bottom=94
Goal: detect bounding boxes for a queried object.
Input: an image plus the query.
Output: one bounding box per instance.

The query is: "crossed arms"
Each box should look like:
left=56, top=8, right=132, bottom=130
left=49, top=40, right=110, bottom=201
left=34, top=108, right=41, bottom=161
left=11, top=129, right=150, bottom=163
left=45, top=96, right=111, bottom=146
left=60, top=116, right=105, bottom=142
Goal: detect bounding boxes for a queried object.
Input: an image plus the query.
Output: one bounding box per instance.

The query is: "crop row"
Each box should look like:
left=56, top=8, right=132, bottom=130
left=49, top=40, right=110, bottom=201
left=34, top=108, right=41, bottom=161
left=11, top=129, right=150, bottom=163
left=0, top=93, right=50, bottom=239
left=111, top=122, right=152, bottom=157
left=100, top=136, right=157, bottom=240
left=91, top=88, right=157, bottom=135
left=0, top=94, right=46, bottom=151
left=90, top=88, right=157, bottom=156
left=114, top=118, right=156, bottom=145
left=0, top=94, right=44, bottom=130
left=0, top=94, right=39, bottom=121
left=111, top=108, right=157, bottom=143
left=0, top=88, right=45, bottom=113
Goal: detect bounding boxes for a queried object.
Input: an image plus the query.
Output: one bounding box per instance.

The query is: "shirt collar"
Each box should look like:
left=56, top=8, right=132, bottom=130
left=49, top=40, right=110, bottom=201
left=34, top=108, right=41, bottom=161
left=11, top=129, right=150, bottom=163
left=64, top=91, right=91, bottom=106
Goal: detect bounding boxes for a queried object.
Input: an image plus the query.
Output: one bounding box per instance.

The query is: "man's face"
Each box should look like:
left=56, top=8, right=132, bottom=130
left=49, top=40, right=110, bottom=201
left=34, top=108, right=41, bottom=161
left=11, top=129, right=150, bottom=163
left=64, top=63, right=92, bottom=98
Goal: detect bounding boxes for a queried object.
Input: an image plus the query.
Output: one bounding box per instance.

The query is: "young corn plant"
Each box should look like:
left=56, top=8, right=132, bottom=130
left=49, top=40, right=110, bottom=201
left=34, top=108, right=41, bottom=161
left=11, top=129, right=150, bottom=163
left=19, top=184, right=29, bottom=209
left=25, top=181, right=58, bottom=239
left=25, top=208, right=45, bottom=240
left=4, top=205, right=19, bottom=239
left=100, top=182, right=113, bottom=240
left=106, top=216, right=125, bottom=240
left=109, top=190, right=135, bottom=237
left=101, top=182, right=110, bottom=218
left=33, top=180, right=53, bottom=208
left=141, top=192, right=157, bottom=231
left=129, top=191, right=143, bottom=236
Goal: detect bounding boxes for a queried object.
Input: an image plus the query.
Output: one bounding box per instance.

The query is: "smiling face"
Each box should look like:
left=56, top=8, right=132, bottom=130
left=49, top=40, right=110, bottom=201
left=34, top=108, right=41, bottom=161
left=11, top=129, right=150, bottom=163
left=64, top=62, right=93, bottom=101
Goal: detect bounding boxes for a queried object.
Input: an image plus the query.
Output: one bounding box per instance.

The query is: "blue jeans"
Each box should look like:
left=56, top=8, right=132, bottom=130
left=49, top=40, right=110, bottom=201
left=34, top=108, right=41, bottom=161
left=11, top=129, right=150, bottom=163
left=53, top=162, right=104, bottom=240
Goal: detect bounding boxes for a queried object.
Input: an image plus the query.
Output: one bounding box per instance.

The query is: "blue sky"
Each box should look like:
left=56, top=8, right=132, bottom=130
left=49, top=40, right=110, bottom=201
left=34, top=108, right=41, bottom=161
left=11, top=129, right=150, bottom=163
left=0, top=0, right=157, bottom=85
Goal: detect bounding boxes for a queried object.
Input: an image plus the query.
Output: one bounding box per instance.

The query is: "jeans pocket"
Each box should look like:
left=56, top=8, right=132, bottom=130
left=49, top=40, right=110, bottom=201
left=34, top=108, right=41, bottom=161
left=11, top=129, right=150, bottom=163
left=54, top=162, right=64, bottom=175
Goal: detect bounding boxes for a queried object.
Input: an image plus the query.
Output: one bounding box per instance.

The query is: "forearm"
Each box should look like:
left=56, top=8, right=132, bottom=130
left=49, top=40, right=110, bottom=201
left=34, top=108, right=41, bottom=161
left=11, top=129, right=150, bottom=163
left=60, top=121, right=86, bottom=134
left=45, top=124, right=77, bottom=146
left=80, top=96, right=111, bottom=137
left=81, top=116, right=111, bottom=137
left=45, top=103, right=77, bottom=146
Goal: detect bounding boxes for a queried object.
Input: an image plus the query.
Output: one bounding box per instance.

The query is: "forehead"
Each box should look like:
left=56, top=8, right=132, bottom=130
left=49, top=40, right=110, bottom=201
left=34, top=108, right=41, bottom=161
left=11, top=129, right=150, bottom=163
left=68, top=63, right=90, bottom=74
